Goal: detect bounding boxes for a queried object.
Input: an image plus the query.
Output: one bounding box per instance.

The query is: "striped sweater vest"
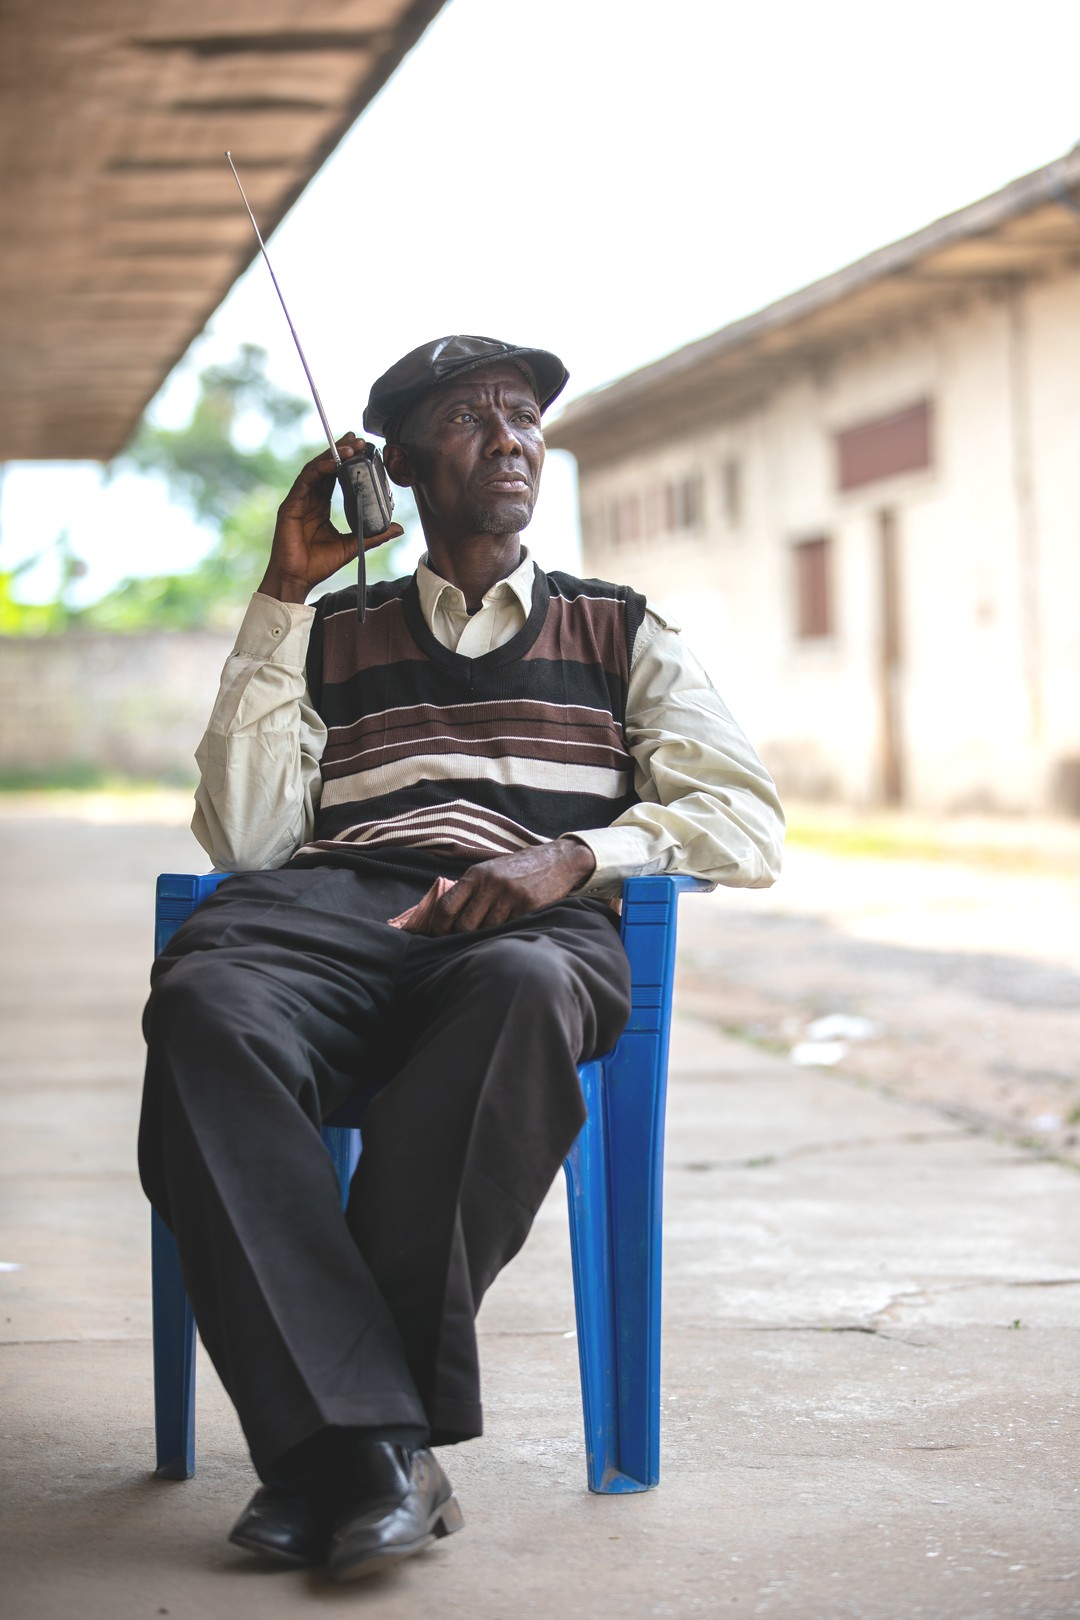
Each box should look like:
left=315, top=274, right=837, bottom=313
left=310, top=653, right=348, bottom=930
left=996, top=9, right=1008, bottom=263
left=291, top=564, right=646, bottom=881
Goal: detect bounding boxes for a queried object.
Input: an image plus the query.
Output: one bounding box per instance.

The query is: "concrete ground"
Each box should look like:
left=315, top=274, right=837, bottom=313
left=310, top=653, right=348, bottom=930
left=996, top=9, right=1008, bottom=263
left=1, top=801, right=1078, bottom=1619
left=677, top=804, right=1080, bottom=1168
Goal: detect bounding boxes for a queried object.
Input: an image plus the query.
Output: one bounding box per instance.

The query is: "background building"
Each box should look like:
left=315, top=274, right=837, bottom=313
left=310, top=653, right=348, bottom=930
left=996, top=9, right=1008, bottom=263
left=547, top=151, right=1080, bottom=815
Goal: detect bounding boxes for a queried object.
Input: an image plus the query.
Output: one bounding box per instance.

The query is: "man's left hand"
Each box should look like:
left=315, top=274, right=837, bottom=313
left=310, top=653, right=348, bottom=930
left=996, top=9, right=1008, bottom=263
left=426, top=841, right=597, bottom=935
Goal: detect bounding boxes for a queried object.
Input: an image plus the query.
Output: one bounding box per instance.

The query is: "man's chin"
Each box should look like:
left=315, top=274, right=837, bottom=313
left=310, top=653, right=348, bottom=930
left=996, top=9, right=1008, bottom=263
left=470, top=498, right=535, bottom=536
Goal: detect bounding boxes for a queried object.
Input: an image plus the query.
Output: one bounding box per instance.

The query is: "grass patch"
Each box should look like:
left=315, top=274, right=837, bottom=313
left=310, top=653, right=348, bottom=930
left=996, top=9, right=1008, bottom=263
left=0, top=764, right=196, bottom=794
left=785, top=820, right=949, bottom=863
left=784, top=815, right=1075, bottom=876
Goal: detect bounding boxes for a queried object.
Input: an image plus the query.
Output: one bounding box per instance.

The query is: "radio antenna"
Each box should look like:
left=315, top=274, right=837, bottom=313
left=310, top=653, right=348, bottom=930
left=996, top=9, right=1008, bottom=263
left=225, top=150, right=341, bottom=465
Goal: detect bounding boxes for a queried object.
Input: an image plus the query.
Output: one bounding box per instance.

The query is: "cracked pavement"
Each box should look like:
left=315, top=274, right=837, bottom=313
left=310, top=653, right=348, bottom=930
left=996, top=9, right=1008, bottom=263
left=676, top=815, right=1080, bottom=1167
left=1, top=800, right=1078, bottom=1619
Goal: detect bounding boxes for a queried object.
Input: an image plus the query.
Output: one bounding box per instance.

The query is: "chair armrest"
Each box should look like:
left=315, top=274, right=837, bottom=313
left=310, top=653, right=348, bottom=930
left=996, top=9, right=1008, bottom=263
left=155, top=872, right=233, bottom=955
left=618, top=875, right=708, bottom=1036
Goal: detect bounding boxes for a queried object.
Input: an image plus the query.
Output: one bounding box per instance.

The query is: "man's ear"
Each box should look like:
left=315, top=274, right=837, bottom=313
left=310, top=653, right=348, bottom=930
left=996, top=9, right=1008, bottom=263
left=382, top=442, right=415, bottom=488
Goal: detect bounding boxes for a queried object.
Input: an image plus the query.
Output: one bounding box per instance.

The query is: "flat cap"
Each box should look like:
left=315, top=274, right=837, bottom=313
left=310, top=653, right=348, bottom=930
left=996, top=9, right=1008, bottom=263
left=363, top=335, right=568, bottom=439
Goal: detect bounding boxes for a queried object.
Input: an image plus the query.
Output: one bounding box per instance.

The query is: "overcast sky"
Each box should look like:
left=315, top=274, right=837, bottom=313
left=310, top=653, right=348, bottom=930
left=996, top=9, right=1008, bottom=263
left=5, top=0, right=1080, bottom=601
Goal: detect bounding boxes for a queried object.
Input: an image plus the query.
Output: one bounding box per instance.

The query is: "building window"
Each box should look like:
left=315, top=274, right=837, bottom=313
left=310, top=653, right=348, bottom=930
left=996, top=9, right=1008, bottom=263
left=610, top=493, right=642, bottom=546
left=677, top=473, right=703, bottom=529
left=644, top=486, right=661, bottom=539
left=720, top=457, right=742, bottom=527
left=794, top=536, right=832, bottom=638
left=835, top=400, right=932, bottom=491
left=661, top=473, right=703, bottom=532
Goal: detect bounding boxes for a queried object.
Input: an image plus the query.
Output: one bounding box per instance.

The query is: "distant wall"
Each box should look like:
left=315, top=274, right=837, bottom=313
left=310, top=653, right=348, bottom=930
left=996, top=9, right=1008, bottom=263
left=0, top=631, right=234, bottom=779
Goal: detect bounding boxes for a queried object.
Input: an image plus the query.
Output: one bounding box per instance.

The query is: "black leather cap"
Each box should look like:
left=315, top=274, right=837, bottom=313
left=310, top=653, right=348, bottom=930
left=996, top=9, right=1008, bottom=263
left=363, top=335, right=568, bottom=440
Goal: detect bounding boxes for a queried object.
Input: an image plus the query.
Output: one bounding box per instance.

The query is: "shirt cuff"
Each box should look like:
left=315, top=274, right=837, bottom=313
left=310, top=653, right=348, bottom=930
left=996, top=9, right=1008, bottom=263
left=235, top=592, right=316, bottom=665
left=561, top=827, right=669, bottom=897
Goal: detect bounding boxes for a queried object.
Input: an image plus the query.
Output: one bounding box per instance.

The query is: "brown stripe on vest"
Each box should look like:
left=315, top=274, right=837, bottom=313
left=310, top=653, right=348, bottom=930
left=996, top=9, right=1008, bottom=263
left=520, top=593, right=631, bottom=677
left=320, top=733, right=630, bottom=780
left=324, top=697, right=620, bottom=748
left=321, top=596, right=416, bottom=687
left=297, top=800, right=547, bottom=858
left=338, top=805, right=543, bottom=851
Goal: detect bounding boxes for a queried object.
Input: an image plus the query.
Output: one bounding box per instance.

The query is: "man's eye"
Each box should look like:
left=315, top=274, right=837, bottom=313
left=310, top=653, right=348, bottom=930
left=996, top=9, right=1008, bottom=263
left=451, top=411, right=477, bottom=424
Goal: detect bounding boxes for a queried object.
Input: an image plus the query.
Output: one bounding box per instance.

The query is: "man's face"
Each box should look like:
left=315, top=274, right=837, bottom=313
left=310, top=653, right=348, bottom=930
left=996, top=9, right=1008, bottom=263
left=387, top=363, right=545, bottom=541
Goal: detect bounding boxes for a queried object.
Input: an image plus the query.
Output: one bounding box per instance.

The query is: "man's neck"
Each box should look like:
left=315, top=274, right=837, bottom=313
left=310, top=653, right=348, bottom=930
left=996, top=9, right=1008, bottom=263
left=421, top=533, right=525, bottom=614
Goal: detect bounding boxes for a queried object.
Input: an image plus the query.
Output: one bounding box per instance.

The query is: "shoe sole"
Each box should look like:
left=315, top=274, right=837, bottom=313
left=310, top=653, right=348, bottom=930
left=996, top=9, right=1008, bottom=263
left=328, top=1494, right=464, bottom=1583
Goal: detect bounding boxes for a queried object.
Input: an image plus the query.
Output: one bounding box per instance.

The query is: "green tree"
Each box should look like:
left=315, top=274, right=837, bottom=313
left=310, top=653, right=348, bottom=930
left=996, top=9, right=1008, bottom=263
left=0, top=532, right=89, bottom=635
left=82, top=345, right=415, bottom=632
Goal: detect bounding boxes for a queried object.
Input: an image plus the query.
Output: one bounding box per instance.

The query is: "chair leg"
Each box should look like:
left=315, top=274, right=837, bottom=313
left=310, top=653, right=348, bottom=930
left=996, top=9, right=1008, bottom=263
left=604, top=1030, right=666, bottom=1489
left=564, top=1037, right=666, bottom=1494
left=320, top=1125, right=362, bottom=1210
left=565, top=1060, right=619, bottom=1492
left=151, top=1209, right=196, bottom=1479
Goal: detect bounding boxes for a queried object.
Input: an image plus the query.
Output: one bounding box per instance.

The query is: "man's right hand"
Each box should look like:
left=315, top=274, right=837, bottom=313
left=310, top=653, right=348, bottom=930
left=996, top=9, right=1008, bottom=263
left=258, top=433, right=404, bottom=605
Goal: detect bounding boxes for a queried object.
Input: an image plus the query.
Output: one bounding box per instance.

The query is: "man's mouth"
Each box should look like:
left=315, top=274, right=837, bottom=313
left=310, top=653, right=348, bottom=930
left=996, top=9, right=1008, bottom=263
left=483, top=475, right=530, bottom=492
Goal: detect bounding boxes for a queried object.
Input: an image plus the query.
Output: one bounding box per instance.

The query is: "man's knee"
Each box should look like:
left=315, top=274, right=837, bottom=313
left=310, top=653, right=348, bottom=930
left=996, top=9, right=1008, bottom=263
left=452, top=935, right=577, bottom=1014
left=145, top=953, right=238, bottom=1049
left=452, top=932, right=627, bottom=1060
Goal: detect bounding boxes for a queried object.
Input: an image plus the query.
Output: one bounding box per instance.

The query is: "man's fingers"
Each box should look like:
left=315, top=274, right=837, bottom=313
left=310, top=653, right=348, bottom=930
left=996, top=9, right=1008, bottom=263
left=426, top=845, right=587, bottom=936
left=428, top=881, right=472, bottom=936
left=444, top=877, right=530, bottom=934
left=452, top=885, right=505, bottom=934
left=291, top=432, right=364, bottom=492
left=429, top=874, right=516, bottom=934
left=283, top=454, right=340, bottom=509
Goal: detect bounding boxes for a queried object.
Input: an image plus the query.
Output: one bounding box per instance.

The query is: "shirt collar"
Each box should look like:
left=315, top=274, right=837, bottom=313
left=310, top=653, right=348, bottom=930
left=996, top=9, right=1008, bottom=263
left=416, top=545, right=535, bottom=621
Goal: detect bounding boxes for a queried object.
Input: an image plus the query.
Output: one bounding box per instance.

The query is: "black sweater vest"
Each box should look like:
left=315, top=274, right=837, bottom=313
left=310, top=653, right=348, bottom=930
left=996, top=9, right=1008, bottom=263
left=291, top=565, right=645, bottom=883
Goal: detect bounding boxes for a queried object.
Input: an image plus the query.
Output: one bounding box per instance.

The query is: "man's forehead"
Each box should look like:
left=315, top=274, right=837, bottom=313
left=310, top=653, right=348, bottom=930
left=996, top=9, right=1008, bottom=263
left=427, top=361, right=540, bottom=406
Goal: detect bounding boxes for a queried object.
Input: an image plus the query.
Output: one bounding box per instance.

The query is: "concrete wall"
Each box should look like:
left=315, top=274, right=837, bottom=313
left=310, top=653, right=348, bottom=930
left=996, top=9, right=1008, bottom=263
left=577, top=262, right=1080, bottom=814
left=0, top=629, right=234, bottom=780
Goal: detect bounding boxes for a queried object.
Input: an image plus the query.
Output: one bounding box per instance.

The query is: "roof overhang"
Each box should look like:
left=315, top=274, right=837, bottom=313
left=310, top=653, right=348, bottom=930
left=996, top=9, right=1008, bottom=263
left=0, top=0, right=446, bottom=461
left=546, top=148, right=1080, bottom=468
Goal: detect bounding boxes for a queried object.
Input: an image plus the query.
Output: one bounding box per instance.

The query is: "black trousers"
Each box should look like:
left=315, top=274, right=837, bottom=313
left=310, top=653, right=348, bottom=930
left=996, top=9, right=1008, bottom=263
left=138, top=864, right=631, bottom=1478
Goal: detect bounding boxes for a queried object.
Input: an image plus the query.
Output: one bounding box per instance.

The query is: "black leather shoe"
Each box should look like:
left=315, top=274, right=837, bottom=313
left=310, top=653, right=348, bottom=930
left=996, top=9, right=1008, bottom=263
left=228, top=1484, right=331, bottom=1567
left=327, top=1443, right=464, bottom=1582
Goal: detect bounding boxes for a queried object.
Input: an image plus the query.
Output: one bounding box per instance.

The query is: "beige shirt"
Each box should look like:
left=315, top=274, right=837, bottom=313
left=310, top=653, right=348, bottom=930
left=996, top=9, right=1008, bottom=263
left=192, top=548, right=784, bottom=897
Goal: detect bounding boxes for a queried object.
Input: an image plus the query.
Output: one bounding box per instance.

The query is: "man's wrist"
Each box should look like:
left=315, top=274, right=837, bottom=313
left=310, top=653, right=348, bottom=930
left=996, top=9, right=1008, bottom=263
left=556, top=837, right=597, bottom=889
left=257, top=567, right=311, bottom=605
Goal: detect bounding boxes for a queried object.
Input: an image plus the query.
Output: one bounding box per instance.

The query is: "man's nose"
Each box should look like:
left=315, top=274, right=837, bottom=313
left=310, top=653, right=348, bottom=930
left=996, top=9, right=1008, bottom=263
left=484, top=411, right=523, bottom=457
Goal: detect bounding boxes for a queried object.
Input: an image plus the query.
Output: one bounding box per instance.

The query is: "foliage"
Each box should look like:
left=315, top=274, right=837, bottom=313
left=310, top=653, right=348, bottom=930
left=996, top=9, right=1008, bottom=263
left=0, top=535, right=86, bottom=635
left=5, top=346, right=416, bottom=635
left=0, top=762, right=196, bottom=792
left=0, top=566, right=68, bottom=635
left=120, top=344, right=311, bottom=526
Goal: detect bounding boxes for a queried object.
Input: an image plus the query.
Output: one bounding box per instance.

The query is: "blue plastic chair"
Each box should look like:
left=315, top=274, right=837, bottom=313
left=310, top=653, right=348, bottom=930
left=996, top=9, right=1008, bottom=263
left=151, top=871, right=706, bottom=1494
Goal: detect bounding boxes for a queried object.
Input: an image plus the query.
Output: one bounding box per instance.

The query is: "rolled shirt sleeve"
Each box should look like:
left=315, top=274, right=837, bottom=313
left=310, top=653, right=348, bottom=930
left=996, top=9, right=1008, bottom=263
left=567, top=608, right=785, bottom=897
left=191, top=593, right=326, bottom=871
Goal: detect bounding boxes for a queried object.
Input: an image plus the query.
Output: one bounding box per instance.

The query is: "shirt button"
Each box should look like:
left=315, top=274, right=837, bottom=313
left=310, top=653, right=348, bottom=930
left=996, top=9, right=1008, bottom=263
left=271, top=626, right=282, bottom=638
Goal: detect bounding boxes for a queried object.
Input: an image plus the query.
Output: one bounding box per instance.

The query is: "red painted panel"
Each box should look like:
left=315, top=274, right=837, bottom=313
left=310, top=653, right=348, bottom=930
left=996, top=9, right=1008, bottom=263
left=795, top=536, right=831, bottom=638
left=836, top=401, right=932, bottom=491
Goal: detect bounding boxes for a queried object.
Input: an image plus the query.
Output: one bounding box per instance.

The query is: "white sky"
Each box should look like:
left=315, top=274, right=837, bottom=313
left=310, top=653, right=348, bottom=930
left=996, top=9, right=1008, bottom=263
left=4, top=0, right=1080, bottom=602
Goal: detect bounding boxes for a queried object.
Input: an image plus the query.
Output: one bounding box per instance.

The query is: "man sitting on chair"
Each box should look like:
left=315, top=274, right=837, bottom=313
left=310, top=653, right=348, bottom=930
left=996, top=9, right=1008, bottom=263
left=138, top=335, right=783, bottom=1581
